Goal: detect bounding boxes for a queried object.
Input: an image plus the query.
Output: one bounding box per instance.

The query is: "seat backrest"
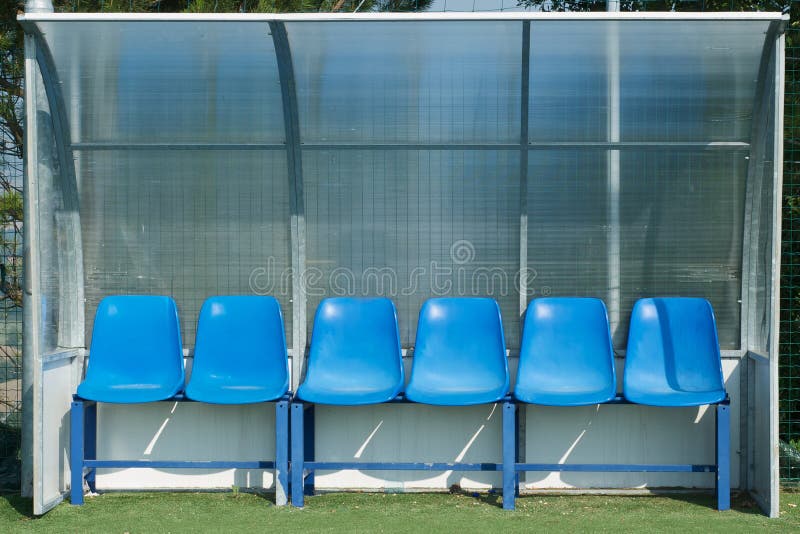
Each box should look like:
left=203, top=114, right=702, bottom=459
left=190, top=296, right=289, bottom=394
left=624, top=297, right=724, bottom=399
left=303, top=297, right=403, bottom=399
left=86, top=295, right=184, bottom=390
left=515, top=297, right=615, bottom=405
left=407, top=298, right=508, bottom=405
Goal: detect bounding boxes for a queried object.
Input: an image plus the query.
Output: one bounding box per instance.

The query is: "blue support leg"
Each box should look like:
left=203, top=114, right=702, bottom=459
left=85, top=402, right=97, bottom=493
left=304, top=404, right=315, bottom=496
left=515, top=402, right=520, bottom=498
left=275, top=400, right=289, bottom=506
left=502, top=400, right=517, bottom=510
left=291, top=401, right=305, bottom=507
left=70, top=401, right=85, bottom=505
left=716, top=402, right=731, bottom=511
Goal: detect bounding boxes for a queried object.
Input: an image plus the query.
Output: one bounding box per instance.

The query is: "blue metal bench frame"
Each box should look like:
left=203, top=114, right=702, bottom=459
left=290, top=394, right=504, bottom=507
left=500, top=395, right=731, bottom=511
left=70, top=393, right=290, bottom=505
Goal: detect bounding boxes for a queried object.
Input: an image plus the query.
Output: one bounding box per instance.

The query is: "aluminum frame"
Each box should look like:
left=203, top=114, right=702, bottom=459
left=501, top=397, right=730, bottom=511
left=69, top=396, right=291, bottom=506
left=17, top=12, right=787, bottom=22
left=18, top=12, right=786, bottom=516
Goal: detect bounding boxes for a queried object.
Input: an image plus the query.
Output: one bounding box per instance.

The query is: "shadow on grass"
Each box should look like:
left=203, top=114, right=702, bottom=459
left=448, top=484, right=503, bottom=508
left=246, top=490, right=277, bottom=505
left=657, top=491, right=765, bottom=515
left=1, top=493, right=35, bottom=519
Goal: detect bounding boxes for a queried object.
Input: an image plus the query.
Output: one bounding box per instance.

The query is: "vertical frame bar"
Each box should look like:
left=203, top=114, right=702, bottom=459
left=275, top=400, right=289, bottom=506
left=606, top=6, right=621, bottom=342
left=502, top=400, right=516, bottom=510
left=290, top=401, right=305, bottom=507
left=518, top=21, right=530, bottom=317
left=21, top=31, right=43, bottom=507
left=716, top=402, right=731, bottom=511
left=84, top=402, right=97, bottom=493
left=69, top=401, right=84, bottom=506
left=303, top=404, right=315, bottom=496
left=517, top=24, right=531, bottom=487
left=270, top=22, right=307, bottom=392
left=767, top=26, right=786, bottom=519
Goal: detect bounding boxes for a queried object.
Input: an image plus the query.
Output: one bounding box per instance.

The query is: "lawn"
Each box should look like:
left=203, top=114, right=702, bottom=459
left=1, top=491, right=800, bottom=533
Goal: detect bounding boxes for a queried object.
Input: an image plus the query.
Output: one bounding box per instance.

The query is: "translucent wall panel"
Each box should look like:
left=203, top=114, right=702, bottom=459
left=526, top=149, right=745, bottom=350
left=747, top=53, right=777, bottom=355
left=526, top=151, right=609, bottom=302
left=529, top=24, right=608, bottom=141
left=77, top=150, right=291, bottom=346
left=618, top=22, right=764, bottom=142
left=528, top=21, right=767, bottom=143
left=304, top=150, right=520, bottom=347
left=619, top=150, right=747, bottom=349
left=38, top=22, right=285, bottom=144
left=289, top=22, right=522, bottom=144
left=32, top=63, right=62, bottom=354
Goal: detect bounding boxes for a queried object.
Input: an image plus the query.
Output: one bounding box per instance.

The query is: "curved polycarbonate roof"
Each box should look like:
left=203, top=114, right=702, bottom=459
left=21, top=13, right=783, bottom=149
left=20, top=13, right=785, bottom=350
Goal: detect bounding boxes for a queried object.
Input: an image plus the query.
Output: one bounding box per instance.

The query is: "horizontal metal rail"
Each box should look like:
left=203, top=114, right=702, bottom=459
left=514, top=463, right=716, bottom=473
left=70, top=141, right=752, bottom=152
left=18, top=12, right=788, bottom=22
left=85, top=460, right=276, bottom=469
left=70, top=142, right=286, bottom=151
left=304, top=462, right=501, bottom=471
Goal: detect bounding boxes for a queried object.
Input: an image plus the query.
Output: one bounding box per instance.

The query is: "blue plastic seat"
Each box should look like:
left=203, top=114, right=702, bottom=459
left=186, top=296, right=289, bottom=404
left=77, top=295, right=184, bottom=403
left=515, top=297, right=616, bottom=406
left=405, top=298, right=509, bottom=406
left=296, top=297, right=403, bottom=405
left=624, top=297, right=726, bottom=407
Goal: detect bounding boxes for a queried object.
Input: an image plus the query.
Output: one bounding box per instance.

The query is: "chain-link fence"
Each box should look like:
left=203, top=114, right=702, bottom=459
left=1, top=0, right=800, bottom=493
left=780, top=1, right=800, bottom=487
left=0, top=17, right=23, bottom=492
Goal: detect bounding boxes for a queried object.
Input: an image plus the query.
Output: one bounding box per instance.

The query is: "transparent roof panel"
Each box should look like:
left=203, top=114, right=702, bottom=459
left=617, top=21, right=766, bottom=142
left=529, top=23, right=609, bottom=142
left=288, top=21, right=522, bottom=144
left=529, top=20, right=768, bottom=143
left=37, top=21, right=286, bottom=144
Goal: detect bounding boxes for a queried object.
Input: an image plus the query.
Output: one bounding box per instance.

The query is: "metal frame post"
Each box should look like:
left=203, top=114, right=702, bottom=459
left=270, top=21, right=307, bottom=393
left=502, top=400, right=517, bottom=510
left=303, top=404, right=315, bottom=496
left=275, top=400, right=289, bottom=506
left=716, top=402, right=731, bottom=511
left=290, top=401, right=305, bottom=507
left=84, top=402, right=97, bottom=493
left=69, top=400, right=85, bottom=505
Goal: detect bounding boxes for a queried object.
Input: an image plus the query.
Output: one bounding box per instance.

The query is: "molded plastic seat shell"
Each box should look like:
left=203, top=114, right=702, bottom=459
left=77, top=295, right=185, bottom=403
left=297, top=297, right=403, bottom=405
left=624, top=297, right=726, bottom=407
left=515, top=297, right=616, bottom=406
left=186, top=296, right=289, bottom=404
left=405, top=298, right=509, bottom=406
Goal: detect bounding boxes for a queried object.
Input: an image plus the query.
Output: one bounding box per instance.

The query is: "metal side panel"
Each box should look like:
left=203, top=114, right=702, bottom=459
left=25, top=29, right=82, bottom=514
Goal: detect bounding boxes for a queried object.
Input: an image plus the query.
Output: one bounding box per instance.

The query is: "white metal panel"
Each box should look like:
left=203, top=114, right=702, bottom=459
left=90, top=358, right=742, bottom=492
left=521, top=359, right=739, bottom=490
left=94, top=403, right=276, bottom=490
left=38, top=357, right=72, bottom=511
left=749, top=353, right=772, bottom=514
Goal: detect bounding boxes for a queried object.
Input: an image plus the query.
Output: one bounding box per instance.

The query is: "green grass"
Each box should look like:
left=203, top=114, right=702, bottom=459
left=1, top=491, right=799, bottom=533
